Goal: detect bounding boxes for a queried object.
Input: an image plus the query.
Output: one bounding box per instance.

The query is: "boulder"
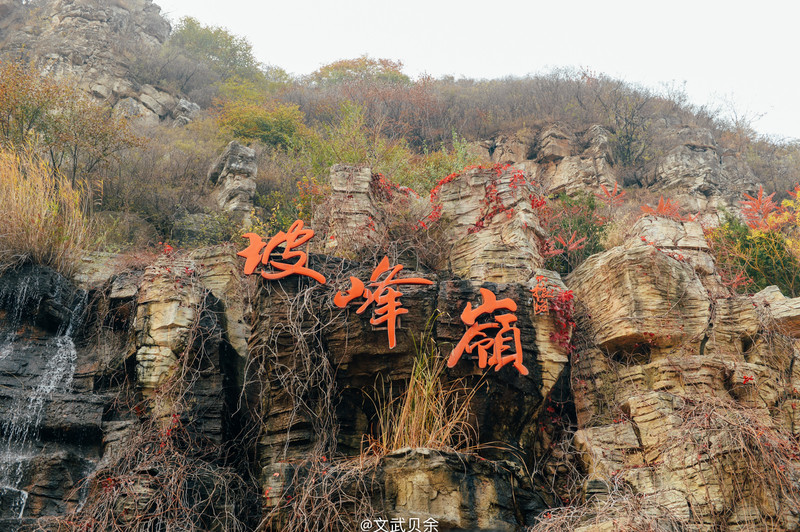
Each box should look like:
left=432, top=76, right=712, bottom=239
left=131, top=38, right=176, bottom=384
left=567, top=245, right=710, bottom=350
left=170, top=98, right=201, bottom=126
left=380, top=448, right=543, bottom=530
left=537, top=125, right=575, bottom=163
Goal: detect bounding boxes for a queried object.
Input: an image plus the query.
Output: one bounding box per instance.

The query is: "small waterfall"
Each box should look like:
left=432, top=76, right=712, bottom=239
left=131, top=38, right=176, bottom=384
left=0, top=270, right=85, bottom=519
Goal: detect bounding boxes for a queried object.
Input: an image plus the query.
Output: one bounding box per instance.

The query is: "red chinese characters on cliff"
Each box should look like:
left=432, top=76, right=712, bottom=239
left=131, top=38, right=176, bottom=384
left=333, top=256, right=433, bottom=349
left=238, top=220, right=326, bottom=284
left=530, top=275, right=555, bottom=315
left=448, top=288, right=529, bottom=375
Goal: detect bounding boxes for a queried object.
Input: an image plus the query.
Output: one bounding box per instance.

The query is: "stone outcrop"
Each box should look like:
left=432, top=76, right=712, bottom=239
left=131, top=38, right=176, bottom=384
left=538, top=125, right=617, bottom=197
left=312, top=164, right=554, bottom=284
left=0, top=266, right=102, bottom=522
left=0, top=0, right=187, bottom=125
left=312, top=165, right=386, bottom=256
left=564, top=221, right=800, bottom=530
left=133, top=254, right=206, bottom=397
left=171, top=98, right=201, bottom=126
left=0, top=247, right=253, bottom=529
left=475, top=123, right=760, bottom=221
left=436, top=166, right=548, bottom=283
left=4, top=213, right=800, bottom=530
left=249, top=256, right=571, bottom=529
left=208, top=140, right=258, bottom=223
left=379, top=448, right=543, bottom=530
left=472, top=124, right=620, bottom=198
left=639, top=126, right=758, bottom=215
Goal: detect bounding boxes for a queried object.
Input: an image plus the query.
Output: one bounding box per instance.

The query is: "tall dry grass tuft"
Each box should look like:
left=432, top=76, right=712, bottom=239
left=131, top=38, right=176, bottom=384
left=0, top=148, right=92, bottom=276
left=370, top=320, right=479, bottom=454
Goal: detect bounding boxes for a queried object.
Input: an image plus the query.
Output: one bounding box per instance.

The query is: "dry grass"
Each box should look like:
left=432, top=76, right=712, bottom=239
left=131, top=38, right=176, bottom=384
left=368, top=321, right=479, bottom=454
left=0, top=148, right=92, bottom=277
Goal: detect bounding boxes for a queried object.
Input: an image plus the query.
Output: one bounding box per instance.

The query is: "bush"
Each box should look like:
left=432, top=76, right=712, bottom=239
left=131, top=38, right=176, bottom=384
left=0, top=148, right=92, bottom=276
left=541, top=192, right=606, bottom=275
left=99, top=118, right=225, bottom=237
left=215, top=99, right=307, bottom=150
left=708, top=213, right=800, bottom=297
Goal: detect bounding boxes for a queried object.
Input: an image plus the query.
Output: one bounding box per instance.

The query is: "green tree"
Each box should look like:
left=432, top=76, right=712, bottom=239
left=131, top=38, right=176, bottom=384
left=709, top=214, right=800, bottom=297
left=169, top=17, right=263, bottom=81
left=216, top=98, right=306, bottom=150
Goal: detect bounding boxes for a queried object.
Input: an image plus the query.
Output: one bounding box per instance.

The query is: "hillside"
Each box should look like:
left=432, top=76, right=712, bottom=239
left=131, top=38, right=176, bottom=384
left=1, top=1, right=800, bottom=531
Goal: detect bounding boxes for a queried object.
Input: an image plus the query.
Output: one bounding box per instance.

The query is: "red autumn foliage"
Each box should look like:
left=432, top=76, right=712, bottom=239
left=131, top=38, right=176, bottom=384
left=594, top=182, right=626, bottom=207
left=640, top=196, right=695, bottom=222
left=740, top=185, right=779, bottom=230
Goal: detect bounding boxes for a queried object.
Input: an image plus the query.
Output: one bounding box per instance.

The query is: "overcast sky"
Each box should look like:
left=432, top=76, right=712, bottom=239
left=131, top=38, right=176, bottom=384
left=153, top=0, right=800, bottom=141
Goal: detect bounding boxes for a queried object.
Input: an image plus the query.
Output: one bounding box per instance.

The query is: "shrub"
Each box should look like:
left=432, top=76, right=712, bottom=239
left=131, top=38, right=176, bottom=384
left=0, top=60, right=142, bottom=187
left=708, top=213, right=800, bottom=297
left=540, top=192, right=606, bottom=275
left=215, top=99, right=307, bottom=150
left=99, top=118, right=225, bottom=237
left=0, top=60, right=63, bottom=148
left=0, top=148, right=92, bottom=276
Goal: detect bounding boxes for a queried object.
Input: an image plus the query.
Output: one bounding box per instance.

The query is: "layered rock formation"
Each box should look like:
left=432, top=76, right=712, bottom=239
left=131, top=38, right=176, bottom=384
left=475, top=123, right=759, bottom=221
left=639, top=126, right=758, bottom=214
left=208, top=141, right=258, bottom=222
left=473, top=125, right=617, bottom=197
left=564, top=216, right=800, bottom=530
left=0, top=0, right=184, bottom=124
left=314, top=165, right=549, bottom=284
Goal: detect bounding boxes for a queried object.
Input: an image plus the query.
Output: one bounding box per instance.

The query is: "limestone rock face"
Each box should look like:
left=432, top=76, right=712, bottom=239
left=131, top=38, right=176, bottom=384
left=189, top=246, right=250, bottom=375
left=248, top=258, right=571, bottom=529
left=565, top=221, right=800, bottom=529
left=622, top=215, right=727, bottom=294
left=0, top=266, right=103, bottom=521
left=208, top=141, right=258, bottom=222
left=487, top=131, right=538, bottom=163
left=249, top=259, right=571, bottom=465
left=537, top=125, right=575, bottom=163
left=380, top=448, right=543, bottom=530
left=73, top=251, right=121, bottom=290
left=133, top=255, right=205, bottom=397
left=475, top=123, right=760, bottom=221
left=641, top=126, right=758, bottom=214
left=567, top=244, right=710, bottom=350
left=312, top=165, right=386, bottom=256
left=436, top=166, right=547, bottom=283
left=539, top=125, right=617, bottom=197
left=474, top=124, right=620, bottom=198
left=0, top=0, right=183, bottom=122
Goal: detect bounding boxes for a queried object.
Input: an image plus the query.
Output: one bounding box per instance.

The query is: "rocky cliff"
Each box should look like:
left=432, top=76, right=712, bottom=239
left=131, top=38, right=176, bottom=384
left=1, top=147, right=799, bottom=531
left=0, top=2, right=797, bottom=531
left=0, top=0, right=189, bottom=124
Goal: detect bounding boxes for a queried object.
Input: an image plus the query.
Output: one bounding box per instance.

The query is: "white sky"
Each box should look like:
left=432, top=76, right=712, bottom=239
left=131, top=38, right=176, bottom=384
left=153, top=0, right=800, bottom=141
